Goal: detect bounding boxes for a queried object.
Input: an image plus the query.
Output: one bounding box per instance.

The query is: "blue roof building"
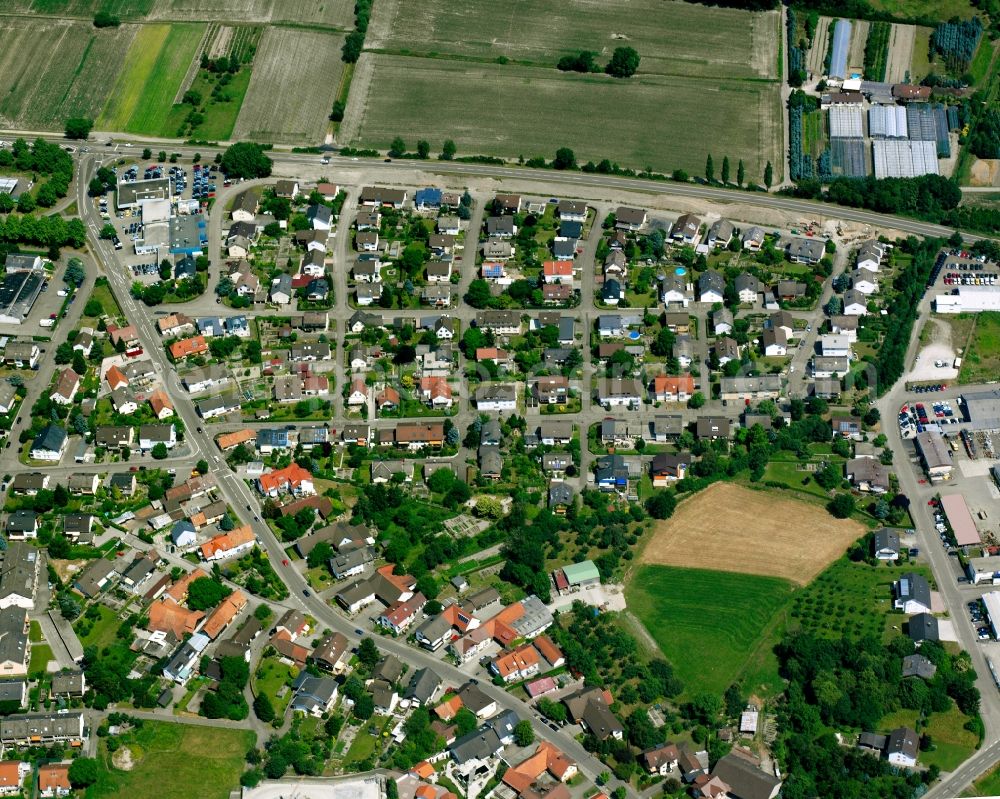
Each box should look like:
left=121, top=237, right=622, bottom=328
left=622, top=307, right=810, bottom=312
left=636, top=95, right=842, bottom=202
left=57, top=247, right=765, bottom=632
left=414, top=188, right=442, bottom=209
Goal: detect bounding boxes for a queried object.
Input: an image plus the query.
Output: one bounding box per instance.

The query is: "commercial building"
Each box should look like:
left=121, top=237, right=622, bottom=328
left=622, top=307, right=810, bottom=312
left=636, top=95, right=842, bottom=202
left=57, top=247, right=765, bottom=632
left=983, top=591, right=1000, bottom=639
left=0, top=264, right=45, bottom=325
left=966, top=556, right=1000, bottom=585
left=961, top=388, right=1000, bottom=430
left=914, top=430, right=953, bottom=481
left=117, top=177, right=171, bottom=210
left=940, top=493, right=981, bottom=547
left=935, top=286, right=1000, bottom=313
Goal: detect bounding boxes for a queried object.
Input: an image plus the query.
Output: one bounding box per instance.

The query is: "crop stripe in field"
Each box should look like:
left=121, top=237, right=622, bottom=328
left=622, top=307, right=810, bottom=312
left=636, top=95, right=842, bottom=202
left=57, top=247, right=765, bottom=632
left=97, top=23, right=170, bottom=130
left=173, top=24, right=212, bottom=105
left=55, top=34, right=95, bottom=110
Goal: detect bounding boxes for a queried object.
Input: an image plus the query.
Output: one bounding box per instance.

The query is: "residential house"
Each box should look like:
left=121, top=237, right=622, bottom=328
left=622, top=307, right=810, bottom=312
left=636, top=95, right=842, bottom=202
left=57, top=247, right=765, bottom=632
left=886, top=727, right=919, bottom=768
left=30, top=426, right=67, bottom=462
left=698, top=270, right=725, bottom=304
left=762, top=327, right=787, bottom=356
left=596, top=378, right=643, bottom=408
left=563, top=686, right=623, bottom=741
left=843, top=289, right=868, bottom=316
left=711, top=308, right=734, bottom=335
left=895, top=573, right=932, bottom=614
left=873, top=529, right=901, bottom=561
left=651, top=453, right=689, bottom=486
left=670, top=213, right=701, bottom=244
left=49, top=369, right=80, bottom=406
left=846, top=458, right=891, bottom=493
left=742, top=227, right=765, bottom=251
left=653, top=375, right=694, bottom=403
left=707, top=219, right=734, bottom=249
left=786, top=238, right=825, bottom=264
left=615, top=206, right=646, bottom=231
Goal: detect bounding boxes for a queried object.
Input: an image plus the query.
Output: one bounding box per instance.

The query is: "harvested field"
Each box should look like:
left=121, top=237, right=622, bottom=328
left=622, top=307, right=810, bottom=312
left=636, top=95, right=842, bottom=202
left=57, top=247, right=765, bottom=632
left=885, top=23, right=917, bottom=82
left=368, top=0, right=780, bottom=80
left=233, top=27, right=345, bottom=144
left=806, top=15, right=832, bottom=76
left=146, top=0, right=352, bottom=25
left=98, top=22, right=205, bottom=135
left=849, top=19, right=870, bottom=75
left=0, top=18, right=134, bottom=130
left=344, top=53, right=783, bottom=182
left=638, top=482, right=866, bottom=585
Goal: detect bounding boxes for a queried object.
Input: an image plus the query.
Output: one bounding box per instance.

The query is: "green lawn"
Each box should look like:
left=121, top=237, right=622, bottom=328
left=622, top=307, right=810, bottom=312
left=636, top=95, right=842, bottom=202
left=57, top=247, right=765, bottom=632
left=254, top=657, right=298, bottom=716
left=868, top=0, right=977, bottom=20
left=86, top=720, right=254, bottom=799
left=763, top=459, right=834, bottom=500
left=625, top=564, right=794, bottom=698
left=959, top=312, right=1000, bottom=385
left=966, top=763, right=1000, bottom=796
left=879, top=704, right=978, bottom=772
left=75, top=604, right=120, bottom=651
left=84, top=281, right=122, bottom=322
left=29, top=620, right=43, bottom=643
left=29, top=644, right=53, bottom=677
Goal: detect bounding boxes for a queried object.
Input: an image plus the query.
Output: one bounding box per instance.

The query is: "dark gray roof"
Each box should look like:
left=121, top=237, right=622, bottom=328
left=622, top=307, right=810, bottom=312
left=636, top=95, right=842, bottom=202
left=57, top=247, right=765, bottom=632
left=874, top=529, right=901, bottom=554
left=887, top=726, right=919, bottom=761
left=902, top=654, right=937, bottom=680
left=404, top=667, right=442, bottom=704
left=897, top=573, right=931, bottom=610
left=711, top=751, right=782, bottom=799
left=908, top=613, right=938, bottom=642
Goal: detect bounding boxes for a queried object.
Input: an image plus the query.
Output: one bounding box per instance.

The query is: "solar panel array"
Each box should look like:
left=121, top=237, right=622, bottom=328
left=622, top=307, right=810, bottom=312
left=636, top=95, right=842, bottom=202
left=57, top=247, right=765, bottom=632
left=829, top=105, right=864, bottom=138
left=868, top=105, right=908, bottom=139
left=872, top=140, right=939, bottom=178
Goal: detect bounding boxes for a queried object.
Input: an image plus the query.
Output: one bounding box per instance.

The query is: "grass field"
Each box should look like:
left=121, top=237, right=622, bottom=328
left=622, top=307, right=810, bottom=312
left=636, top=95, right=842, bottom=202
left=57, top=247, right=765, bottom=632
left=762, top=459, right=836, bottom=500
left=76, top=603, right=121, bottom=651
left=966, top=763, right=1000, bottom=796
left=88, top=720, right=254, bottom=799
left=803, top=109, right=826, bottom=159
left=345, top=53, right=782, bottom=181
left=233, top=27, right=345, bottom=144
left=98, top=23, right=205, bottom=135
left=958, top=311, right=1000, bottom=384
left=868, top=0, right=978, bottom=20
left=626, top=564, right=794, bottom=698
left=367, top=0, right=779, bottom=80
left=638, top=482, right=865, bottom=585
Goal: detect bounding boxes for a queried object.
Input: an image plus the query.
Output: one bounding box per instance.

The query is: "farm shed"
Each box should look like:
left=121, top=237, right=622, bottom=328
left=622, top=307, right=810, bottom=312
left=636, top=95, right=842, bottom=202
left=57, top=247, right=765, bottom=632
left=872, top=140, right=938, bottom=179
left=829, top=19, right=852, bottom=81
left=561, top=560, right=601, bottom=589
left=940, top=494, right=981, bottom=547
left=829, top=105, right=864, bottom=139
left=869, top=105, right=907, bottom=139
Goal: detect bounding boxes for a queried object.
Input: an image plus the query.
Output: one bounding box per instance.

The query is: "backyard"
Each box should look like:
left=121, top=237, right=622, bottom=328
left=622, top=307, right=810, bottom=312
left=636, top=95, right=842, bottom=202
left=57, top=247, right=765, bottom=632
left=254, top=656, right=298, bottom=716
left=878, top=704, right=978, bottom=771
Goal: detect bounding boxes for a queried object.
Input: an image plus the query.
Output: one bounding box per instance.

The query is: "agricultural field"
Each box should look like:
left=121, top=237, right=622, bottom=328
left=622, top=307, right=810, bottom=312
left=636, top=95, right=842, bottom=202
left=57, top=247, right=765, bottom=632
left=98, top=23, right=206, bottom=135
left=884, top=23, right=917, bottom=82
left=637, top=482, right=865, bottom=585
left=867, top=0, right=978, bottom=21
left=367, top=0, right=780, bottom=81
left=88, top=721, right=254, bottom=799
left=24, top=0, right=153, bottom=15
left=0, top=19, right=135, bottom=130
left=910, top=26, right=936, bottom=81
left=626, top=564, right=794, bottom=697
left=233, top=27, right=346, bottom=144
left=20, top=0, right=352, bottom=25
left=958, top=311, right=1000, bottom=384
left=344, top=54, right=782, bottom=182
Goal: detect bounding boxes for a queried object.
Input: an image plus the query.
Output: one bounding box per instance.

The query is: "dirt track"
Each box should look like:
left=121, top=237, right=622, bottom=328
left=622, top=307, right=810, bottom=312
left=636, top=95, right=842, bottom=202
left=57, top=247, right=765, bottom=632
left=639, top=482, right=866, bottom=586
left=885, top=23, right=916, bottom=83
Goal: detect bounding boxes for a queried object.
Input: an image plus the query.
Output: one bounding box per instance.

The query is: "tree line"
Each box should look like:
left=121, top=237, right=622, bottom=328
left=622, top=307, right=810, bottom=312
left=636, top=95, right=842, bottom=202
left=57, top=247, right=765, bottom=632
left=557, top=46, right=640, bottom=78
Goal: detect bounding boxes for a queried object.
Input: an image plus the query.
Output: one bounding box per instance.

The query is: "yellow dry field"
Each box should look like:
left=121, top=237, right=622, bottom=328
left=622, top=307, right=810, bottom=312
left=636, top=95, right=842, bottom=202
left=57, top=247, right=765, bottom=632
left=640, top=482, right=865, bottom=585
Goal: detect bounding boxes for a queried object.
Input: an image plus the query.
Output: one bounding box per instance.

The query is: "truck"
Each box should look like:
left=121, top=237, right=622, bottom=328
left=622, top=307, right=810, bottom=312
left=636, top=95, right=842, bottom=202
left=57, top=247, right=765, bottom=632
left=954, top=357, right=963, bottom=369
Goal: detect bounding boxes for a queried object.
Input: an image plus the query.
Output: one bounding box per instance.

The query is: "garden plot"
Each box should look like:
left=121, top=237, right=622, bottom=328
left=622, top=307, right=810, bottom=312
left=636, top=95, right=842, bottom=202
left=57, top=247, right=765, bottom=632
left=885, top=23, right=917, bottom=82
left=233, top=27, right=345, bottom=144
